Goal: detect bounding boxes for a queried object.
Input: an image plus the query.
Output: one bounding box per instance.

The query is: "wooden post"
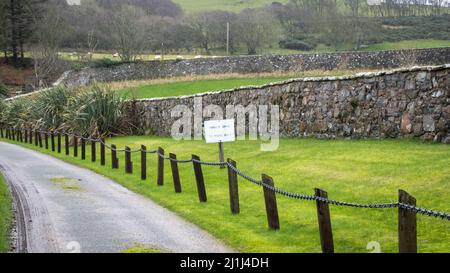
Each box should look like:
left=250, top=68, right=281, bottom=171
left=398, top=189, right=417, bottom=253
left=125, top=146, right=132, bottom=174
left=140, top=145, right=147, bottom=180
left=100, top=138, right=105, bottom=166
left=218, top=141, right=225, bottom=169
left=0, top=128, right=3, bottom=138
left=227, top=159, right=240, bottom=214
left=262, top=174, right=279, bottom=230
left=51, top=133, right=55, bottom=151
left=315, top=188, right=334, bottom=253
left=57, top=133, right=61, bottom=153
left=29, top=130, right=32, bottom=144
left=38, top=132, right=42, bottom=148
left=34, top=131, right=38, bottom=146
left=169, top=153, right=182, bottom=193
left=73, top=136, right=78, bottom=157
left=43, top=133, right=48, bottom=149
left=65, top=134, right=69, bottom=155
left=111, top=144, right=118, bottom=169
left=192, top=154, right=207, bottom=202
left=19, top=130, right=23, bottom=142
left=23, top=129, right=26, bottom=142
left=91, top=140, right=96, bottom=162
left=157, top=147, right=164, bottom=186
left=81, top=138, right=86, bottom=160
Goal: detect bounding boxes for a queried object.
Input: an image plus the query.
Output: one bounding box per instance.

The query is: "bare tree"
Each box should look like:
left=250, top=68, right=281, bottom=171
left=235, top=9, right=282, bottom=55
left=187, top=12, right=215, bottom=54
left=87, top=28, right=98, bottom=61
left=31, top=0, right=66, bottom=87
left=109, top=5, right=147, bottom=61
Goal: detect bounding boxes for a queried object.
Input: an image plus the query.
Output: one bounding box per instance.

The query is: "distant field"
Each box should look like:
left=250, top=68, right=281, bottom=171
left=365, top=39, right=450, bottom=51
left=60, top=52, right=204, bottom=61
left=173, top=0, right=288, bottom=12
left=57, top=39, right=450, bottom=63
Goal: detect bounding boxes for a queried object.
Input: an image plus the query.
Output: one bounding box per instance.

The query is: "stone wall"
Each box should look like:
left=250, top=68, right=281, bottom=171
left=59, top=48, right=450, bottom=87
left=124, top=65, right=450, bottom=143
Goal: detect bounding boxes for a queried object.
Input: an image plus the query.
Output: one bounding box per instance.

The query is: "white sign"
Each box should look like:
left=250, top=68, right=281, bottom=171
left=204, top=119, right=235, bottom=143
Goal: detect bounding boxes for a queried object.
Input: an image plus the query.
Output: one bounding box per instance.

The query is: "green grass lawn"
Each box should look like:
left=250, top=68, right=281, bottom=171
left=0, top=172, right=12, bottom=253
left=2, top=136, right=449, bottom=253
left=115, top=76, right=296, bottom=99
left=365, top=39, right=450, bottom=51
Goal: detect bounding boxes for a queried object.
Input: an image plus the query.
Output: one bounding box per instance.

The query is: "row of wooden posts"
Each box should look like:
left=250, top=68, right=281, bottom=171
left=1, top=127, right=420, bottom=253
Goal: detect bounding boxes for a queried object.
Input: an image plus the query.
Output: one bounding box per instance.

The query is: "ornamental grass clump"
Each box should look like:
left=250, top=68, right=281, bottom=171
left=0, top=83, right=125, bottom=138
left=64, top=84, right=124, bottom=138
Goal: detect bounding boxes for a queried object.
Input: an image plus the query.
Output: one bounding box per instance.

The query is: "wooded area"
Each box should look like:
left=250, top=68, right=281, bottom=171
left=0, top=0, right=449, bottom=84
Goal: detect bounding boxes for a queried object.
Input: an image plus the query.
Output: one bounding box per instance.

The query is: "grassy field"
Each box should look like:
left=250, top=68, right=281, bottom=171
left=116, top=76, right=296, bottom=99
left=365, top=39, right=450, bottom=51
left=173, top=0, right=289, bottom=12
left=0, top=172, right=12, bottom=253
left=2, top=136, right=449, bottom=253
left=60, top=52, right=205, bottom=62
left=57, top=40, right=450, bottom=63
left=113, top=69, right=374, bottom=99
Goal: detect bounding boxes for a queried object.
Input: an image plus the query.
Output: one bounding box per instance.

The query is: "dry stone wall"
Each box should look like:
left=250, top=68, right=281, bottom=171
left=60, top=48, right=450, bottom=87
left=124, top=65, right=450, bottom=143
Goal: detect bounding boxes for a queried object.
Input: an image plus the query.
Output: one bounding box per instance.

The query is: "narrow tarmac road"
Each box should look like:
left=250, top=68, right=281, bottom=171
left=0, top=141, right=233, bottom=253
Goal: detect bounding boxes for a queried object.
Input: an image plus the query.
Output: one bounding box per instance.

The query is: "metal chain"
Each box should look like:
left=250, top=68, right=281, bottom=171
left=192, top=158, right=227, bottom=166
left=397, top=203, right=450, bottom=220
left=226, top=162, right=449, bottom=220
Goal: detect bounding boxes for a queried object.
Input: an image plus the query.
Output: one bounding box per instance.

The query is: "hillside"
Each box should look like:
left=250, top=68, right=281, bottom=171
left=173, top=0, right=289, bottom=12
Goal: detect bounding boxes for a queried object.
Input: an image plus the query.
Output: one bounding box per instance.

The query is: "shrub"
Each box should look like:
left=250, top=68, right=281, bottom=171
left=0, top=83, right=8, bottom=98
left=31, top=87, right=72, bottom=131
left=90, top=58, right=129, bottom=68
left=279, top=39, right=315, bottom=51
left=0, top=98, right=29, bottom=129
left=64, top=84, right=124, bottom=137
left=0, top=84, right=125, bottom=138
left=71, top=62, right=86, bottom=72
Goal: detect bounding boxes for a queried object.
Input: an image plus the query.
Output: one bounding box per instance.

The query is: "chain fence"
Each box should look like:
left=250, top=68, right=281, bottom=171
left=2, top=127, right=450, bottom=221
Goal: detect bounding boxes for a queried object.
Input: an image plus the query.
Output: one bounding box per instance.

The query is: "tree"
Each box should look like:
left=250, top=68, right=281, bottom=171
left=187, top=12, right=216, bottom=54
left=31, top=0, right=66, bottom=87
left=3, top=0, right=46, bottom=66
left=235, top=9, right=281, bottom=55
left=109, top=6, right=147, bottom=61
left=0, top=1, right=10, bottom=60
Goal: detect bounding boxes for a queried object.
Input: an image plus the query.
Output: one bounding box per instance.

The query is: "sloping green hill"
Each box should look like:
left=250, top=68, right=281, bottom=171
left=173, top=0, right=289, bottom=12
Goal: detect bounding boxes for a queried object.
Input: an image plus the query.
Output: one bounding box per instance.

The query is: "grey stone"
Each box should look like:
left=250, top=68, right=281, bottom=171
left=423, top=115, right=435, bottom=132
